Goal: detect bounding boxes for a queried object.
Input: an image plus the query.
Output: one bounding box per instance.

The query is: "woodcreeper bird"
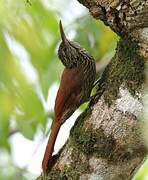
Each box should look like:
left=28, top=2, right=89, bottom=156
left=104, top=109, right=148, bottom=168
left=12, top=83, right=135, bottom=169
left=42, top=21, right=96, bottom=172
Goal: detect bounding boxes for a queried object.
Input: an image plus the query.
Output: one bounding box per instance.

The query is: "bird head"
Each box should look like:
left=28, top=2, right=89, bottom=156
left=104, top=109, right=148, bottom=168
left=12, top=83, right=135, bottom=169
left=58, top=21, right=80, bottom=68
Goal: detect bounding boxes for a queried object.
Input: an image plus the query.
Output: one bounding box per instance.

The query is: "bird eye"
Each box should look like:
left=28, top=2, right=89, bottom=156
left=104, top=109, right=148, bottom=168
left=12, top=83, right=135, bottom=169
left=63, top=47, right=67, bottom=51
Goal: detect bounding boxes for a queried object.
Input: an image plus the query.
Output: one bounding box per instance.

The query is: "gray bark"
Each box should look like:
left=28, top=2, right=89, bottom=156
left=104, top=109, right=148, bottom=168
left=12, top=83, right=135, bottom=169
left=37, top=0, right=148, bottom=179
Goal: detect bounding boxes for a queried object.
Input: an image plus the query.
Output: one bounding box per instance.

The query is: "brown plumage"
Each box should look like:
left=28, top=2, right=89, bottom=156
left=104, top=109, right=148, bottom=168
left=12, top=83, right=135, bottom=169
left=42, top=21, right=96, bottom=172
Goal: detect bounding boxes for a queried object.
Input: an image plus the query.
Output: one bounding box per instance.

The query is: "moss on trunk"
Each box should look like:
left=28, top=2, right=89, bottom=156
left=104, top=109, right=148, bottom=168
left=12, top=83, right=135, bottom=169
left=96, top=38, right=145, bottom=106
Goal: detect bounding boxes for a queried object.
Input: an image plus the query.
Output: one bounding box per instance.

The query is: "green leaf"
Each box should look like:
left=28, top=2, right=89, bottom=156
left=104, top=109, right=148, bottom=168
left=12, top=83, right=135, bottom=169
left=77, top=0, right=85, bottom=5
left=74, top=16, right=118, bottom=60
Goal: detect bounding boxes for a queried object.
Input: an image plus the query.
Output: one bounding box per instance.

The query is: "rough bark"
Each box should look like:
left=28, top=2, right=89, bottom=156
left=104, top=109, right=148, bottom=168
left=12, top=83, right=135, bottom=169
left=37, top=0, right=148, bottom=179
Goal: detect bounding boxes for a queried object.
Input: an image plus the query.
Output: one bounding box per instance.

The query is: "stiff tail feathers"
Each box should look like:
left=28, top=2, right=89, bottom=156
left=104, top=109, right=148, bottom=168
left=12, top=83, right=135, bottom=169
left=42, top=120, right=61, bottom=172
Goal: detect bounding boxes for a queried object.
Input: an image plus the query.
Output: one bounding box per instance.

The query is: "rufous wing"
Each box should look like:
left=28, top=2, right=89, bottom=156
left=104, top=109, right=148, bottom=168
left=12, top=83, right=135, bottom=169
left=54, top=67, right=83, bottom=122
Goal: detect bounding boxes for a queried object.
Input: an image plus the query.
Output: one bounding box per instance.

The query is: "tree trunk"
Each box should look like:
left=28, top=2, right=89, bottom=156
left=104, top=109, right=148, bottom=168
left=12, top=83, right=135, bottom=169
left=37, top=0, right=148, bottom=179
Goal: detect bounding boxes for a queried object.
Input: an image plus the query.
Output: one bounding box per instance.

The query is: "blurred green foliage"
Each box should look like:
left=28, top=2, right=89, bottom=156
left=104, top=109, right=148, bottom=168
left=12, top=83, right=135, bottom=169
left=74, top=16, right=118, bottom=60
left=0, top=151, right=30, bottom=180
left=0, top=0, right=147, bottom=179
left=134, top=159, right=148, bottom=180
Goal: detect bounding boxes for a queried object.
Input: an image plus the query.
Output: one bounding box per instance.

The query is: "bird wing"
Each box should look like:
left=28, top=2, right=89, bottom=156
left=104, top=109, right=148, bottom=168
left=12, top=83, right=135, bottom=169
left=54, top=67, right=83, bottom=122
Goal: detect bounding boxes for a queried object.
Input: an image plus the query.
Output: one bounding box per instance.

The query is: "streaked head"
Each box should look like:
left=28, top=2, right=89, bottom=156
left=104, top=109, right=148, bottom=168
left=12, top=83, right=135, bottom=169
left=58, top=21, right=79, bottom=68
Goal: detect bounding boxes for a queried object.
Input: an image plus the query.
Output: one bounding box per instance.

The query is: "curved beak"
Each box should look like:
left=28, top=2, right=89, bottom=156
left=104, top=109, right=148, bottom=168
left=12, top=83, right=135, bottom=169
left=59, top=20, right=68, bottom=44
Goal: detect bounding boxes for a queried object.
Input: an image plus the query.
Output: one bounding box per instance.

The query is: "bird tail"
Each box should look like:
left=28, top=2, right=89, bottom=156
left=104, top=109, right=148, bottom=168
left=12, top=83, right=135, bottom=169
left=42, top=120, right=61, bottom=172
